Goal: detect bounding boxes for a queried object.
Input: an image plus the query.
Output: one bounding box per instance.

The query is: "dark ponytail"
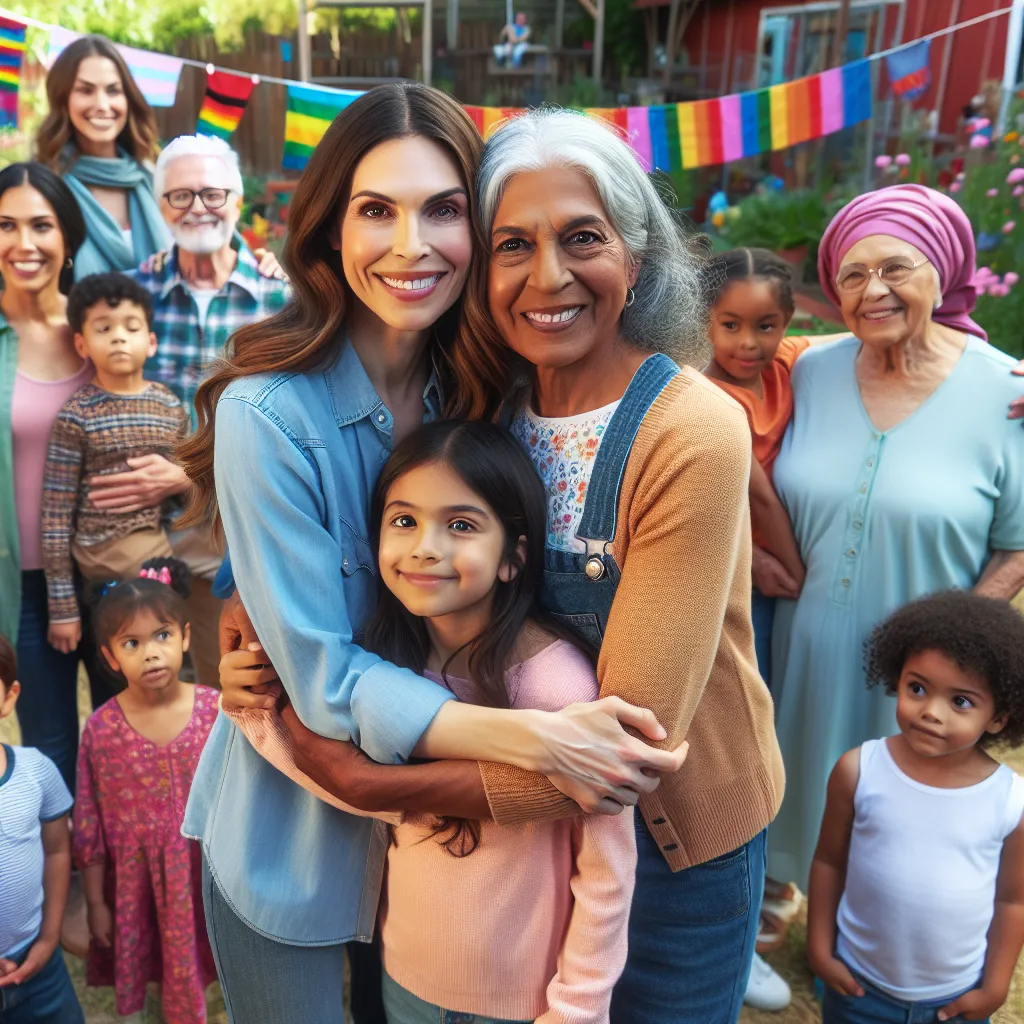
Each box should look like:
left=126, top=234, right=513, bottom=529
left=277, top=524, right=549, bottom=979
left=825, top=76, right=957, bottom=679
left=702, top=247, right=796, bottom=319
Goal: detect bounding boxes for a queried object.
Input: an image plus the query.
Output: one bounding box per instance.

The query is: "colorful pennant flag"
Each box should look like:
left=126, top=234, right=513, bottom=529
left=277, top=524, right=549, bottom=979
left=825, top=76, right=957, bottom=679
left=0, top=17, right=26, bottom=130
left=47, top=27, right=183, bottom=108
left=886, top=39, right=931, bottom=100
left=283, top=82, right=363, bottom=170
left=197, top=69, right=256, bottom=139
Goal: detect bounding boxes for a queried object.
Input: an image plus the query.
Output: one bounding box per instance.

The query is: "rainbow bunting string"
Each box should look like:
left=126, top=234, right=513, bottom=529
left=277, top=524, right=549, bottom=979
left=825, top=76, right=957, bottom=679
left=283, top=82, right=363, bottom=170
left=197, top=69, right=255, bottom=139
left=0, top=17, right=25, bottom=130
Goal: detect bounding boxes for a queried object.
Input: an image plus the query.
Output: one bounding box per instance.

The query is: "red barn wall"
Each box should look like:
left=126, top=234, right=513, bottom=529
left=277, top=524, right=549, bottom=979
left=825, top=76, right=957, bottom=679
left=681, top=0, right=1012, bottom=136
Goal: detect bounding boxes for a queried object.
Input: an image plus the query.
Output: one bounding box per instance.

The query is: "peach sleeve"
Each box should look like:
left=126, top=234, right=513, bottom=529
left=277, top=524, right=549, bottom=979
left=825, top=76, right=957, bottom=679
left=775, top=336, right=811, bottom=372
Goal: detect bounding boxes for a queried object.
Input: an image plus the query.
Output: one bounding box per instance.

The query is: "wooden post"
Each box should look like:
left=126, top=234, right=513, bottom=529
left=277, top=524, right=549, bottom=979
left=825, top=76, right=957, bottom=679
left=829, top=0, right=852, bottom=68
left=422, top=0, right=433, bottom=84
left=933, top=0, right=961, bottom=134
left=593, top=0, right=606, bottom=86
left=698, top=2, right=710, bottom=95
left=297, top=0, right=312, bottom=81
left=662, top=0, right=681, bottom=90
left=722, top=0, right=736, bottom=93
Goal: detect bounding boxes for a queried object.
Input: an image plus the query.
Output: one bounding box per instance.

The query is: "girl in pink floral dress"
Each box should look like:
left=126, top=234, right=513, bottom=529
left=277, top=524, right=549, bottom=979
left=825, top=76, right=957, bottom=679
left=73, top=559, right=218, bottom=1024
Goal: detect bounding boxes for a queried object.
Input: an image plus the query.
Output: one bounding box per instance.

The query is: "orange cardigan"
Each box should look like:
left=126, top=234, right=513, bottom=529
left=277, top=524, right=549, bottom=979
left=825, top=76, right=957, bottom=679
left=480, top=366, right=786, bottom=871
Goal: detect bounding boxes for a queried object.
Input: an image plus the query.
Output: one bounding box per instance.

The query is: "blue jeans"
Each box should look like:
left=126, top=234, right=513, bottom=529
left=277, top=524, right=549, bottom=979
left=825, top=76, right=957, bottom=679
left=751, top=587, right=775, bottom=692
left=823, top=975, right=984, bottom=1023
left=201, top=854, right=385, bottom=1024
left=15, top=571, right=82, bottom=793
left=382, top=971, right=532, bottom=1024
left=0, top=945, right=84, bottom=1023
left=610, top=821, right=766, bottom=1024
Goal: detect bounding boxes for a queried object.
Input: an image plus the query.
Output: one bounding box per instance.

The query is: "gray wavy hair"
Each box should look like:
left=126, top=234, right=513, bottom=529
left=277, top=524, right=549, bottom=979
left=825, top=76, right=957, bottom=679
left=477, top=108, right=710, bottom=366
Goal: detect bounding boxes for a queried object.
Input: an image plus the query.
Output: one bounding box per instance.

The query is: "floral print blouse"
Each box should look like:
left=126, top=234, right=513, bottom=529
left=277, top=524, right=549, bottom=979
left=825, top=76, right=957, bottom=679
left=511, top=400, right=620, bottom=552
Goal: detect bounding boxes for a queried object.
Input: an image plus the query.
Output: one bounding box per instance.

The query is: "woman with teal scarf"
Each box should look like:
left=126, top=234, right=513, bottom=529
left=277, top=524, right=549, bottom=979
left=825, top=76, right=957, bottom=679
left=36, top=35, right=171, bottom=279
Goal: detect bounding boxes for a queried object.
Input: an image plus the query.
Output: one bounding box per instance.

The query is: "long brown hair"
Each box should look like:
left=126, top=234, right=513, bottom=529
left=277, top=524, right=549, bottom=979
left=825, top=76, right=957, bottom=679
left=177, top=83, right=484, bottom=531
left=36, top=36, right=160, bottom=171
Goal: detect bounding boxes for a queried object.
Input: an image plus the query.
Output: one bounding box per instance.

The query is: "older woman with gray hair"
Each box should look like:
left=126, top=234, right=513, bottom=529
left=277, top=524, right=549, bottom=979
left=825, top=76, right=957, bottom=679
left=767, top=185, right=1024, bottom=911
left=449, top=108, right=785, bottom=1024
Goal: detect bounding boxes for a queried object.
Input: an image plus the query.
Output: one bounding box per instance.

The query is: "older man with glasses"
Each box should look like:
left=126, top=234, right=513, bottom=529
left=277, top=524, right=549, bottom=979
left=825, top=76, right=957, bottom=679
left=84, top=134, right=291, bottom=689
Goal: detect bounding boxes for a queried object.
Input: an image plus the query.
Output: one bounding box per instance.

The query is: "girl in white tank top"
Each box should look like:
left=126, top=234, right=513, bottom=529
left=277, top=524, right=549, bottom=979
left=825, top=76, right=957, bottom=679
left=806, top=591, right=1024, bottom=1024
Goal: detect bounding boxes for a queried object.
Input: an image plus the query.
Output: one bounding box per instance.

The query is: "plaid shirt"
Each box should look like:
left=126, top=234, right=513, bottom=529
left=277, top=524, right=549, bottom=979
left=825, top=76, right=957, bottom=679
left=135, top=243, right=291, bottom=426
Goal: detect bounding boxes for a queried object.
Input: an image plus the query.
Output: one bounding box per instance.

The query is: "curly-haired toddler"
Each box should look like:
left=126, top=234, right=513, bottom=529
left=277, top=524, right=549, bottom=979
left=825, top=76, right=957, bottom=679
left=807, top=590, right=1024, bottom=1024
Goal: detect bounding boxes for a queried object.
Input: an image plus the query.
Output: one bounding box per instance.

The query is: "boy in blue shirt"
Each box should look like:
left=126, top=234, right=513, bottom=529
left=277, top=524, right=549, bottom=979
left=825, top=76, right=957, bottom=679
left=0, top=633, right=83, bottom=1023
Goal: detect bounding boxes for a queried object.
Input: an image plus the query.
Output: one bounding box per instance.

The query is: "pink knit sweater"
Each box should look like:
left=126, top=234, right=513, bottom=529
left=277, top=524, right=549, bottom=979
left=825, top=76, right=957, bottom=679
left=381, top=640, right=636, bottom=1023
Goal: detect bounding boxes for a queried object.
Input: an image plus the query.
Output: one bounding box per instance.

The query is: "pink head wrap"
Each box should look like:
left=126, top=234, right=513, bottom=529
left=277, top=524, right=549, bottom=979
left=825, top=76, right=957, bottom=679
left=817, top=184, right=986, bottom=341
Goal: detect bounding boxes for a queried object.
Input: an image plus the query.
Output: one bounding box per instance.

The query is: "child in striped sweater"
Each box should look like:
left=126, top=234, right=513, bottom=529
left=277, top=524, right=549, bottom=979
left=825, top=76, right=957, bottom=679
left=41, top=273, right=187, bottom=656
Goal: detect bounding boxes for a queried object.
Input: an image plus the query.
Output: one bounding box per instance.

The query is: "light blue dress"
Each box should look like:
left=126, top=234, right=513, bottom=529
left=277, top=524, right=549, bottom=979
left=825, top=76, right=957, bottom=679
left=768, top=335, right=1024, bottom=887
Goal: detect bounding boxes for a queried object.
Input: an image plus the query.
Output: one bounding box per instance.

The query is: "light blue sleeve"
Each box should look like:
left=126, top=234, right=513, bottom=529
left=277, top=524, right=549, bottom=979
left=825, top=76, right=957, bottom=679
left=214, top=396, right=454, bottom=764
left=991, top=420, right=1024, bottom=551
left=31, top=751, right=73, bottom=821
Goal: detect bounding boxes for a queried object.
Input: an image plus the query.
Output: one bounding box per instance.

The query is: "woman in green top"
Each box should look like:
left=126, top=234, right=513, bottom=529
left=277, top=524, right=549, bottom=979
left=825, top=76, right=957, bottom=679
left=0, top=163, right=90, bottom=792
left=36, top=35, right=171, bottom=279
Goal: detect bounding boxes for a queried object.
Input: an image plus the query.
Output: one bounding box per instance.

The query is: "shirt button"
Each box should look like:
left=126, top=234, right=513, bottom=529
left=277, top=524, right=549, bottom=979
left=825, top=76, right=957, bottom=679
left=377, top=413, right=386, bottom=424
left=853, top=520, right=863, bottom=530
left=841, top=578, right=851, bottom=587
left=847, top=548, right=857, bottom=557
left=859, top=484, right=867, bottom=495
left=342, top=557, right=350, bottom=569
left=866, top=459, right=874, bottom=468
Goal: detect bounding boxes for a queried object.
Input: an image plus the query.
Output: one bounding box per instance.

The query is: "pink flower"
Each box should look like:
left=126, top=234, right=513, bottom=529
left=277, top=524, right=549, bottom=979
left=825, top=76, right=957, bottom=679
left=1014, top=186, right=1024, bottom=197
left=988, top=283, right=1010, bottom=297
left=1008, top=168, right=1024, bottom=184
left=895, top=153, right=911, bottom=166
left=987, top=188, right=1000, bottom=197
left=874, top=154, right=893, bottom=168
left=1004, top=221, right=1017, bottom=233
left=975, top=117, right=991, bottom=129
left=1005, top=272, right=1020, bottom=285
left=950, top=181, right=963, bottom=192
left=974, top=267, right=995, bottom=283
left=970, top=134, right=990, bottom=149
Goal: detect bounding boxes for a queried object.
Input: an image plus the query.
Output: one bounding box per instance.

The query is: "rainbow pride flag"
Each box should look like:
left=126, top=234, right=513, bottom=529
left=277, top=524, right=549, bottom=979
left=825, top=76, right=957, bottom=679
left=283, top=82, right=363, bottom=170
left=0, top=17, right=25, bottom=130
left=197, top=70, right=255, bottom=140
left=47, top=26, right=183, bottom=108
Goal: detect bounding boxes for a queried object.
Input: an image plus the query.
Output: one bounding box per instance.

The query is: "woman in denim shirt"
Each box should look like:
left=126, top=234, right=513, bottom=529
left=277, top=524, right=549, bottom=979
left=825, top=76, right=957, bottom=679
left=178, top=86, right=683, bottom=1024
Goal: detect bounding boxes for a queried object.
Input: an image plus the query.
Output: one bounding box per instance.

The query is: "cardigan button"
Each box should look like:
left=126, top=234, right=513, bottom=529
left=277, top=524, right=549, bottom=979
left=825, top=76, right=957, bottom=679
left=651, top=818, right=666, bottom=825
left=662, top=843, right=679, bottom=852
left=585, top=556, right=606, bottom=581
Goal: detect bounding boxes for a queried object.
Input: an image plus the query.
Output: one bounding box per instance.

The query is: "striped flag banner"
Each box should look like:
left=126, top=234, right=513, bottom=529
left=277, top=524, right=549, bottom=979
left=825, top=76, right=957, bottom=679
left=0, top=16, right=25, bottom=130
left=47, top=26, right=183, bottom=107
left=197, top=69, right=255, bottom=139
left=283, top=82, right=362, bottom=170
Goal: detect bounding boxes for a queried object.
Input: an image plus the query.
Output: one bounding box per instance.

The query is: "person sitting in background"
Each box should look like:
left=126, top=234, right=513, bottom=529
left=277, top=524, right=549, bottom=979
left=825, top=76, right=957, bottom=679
left=808, top=591, right=1024, bottom=1024
left=40, top=273, right=187, bottom=665
left=0, top=632, right=83, bottom=1024
left=36, top=35, right=171, bottom=279
left=494, top=11, right=531, bottom=68
left=83, top=134, right=291, bottom=688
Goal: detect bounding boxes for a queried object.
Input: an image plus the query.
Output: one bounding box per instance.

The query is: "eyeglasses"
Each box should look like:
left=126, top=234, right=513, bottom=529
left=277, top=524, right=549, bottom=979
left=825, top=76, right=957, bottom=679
left=162, top=188, right=233, bottom=211
left=835, top=257, right=931, bottom=294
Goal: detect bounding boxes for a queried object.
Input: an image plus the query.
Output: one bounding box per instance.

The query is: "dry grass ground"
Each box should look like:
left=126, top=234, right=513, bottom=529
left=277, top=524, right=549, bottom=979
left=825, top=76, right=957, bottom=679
left=3, top=676, right=1023, bottom=1023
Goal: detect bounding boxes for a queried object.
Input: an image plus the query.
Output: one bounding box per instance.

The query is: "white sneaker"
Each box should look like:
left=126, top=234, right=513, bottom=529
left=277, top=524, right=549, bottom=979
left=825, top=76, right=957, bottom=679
left=743, top=953, right=792, bottom=1011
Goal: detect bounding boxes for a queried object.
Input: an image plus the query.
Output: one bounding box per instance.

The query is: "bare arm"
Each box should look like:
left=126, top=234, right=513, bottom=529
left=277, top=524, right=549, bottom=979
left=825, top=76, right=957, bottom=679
left=749, top=458, right=805, bottom=589
left=974, top=550, right=1024, bottom=600
left=807, top=748, right=864, bottom=997
left=938, top=815, right=1024, bottom=1022
left=0, top=816, right=72, bottom=988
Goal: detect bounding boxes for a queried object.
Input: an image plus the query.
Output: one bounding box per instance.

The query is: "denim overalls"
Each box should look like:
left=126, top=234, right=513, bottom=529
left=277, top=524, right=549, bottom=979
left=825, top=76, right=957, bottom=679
left=528, top=353, right=765, bottom=1024
left=538, top=353, right=679, bottom=650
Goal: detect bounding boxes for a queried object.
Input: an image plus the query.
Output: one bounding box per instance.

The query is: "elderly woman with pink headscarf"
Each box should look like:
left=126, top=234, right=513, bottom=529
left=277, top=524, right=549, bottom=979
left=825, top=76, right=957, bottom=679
left=766, top=184, right=1024, bottom=887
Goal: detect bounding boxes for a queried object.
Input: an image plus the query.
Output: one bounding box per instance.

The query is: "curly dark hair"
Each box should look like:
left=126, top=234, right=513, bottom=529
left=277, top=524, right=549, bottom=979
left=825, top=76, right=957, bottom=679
left=90, top=557, right=191, bottom=650
left=0, top=632, right=15, bottom=692
left=865, top=590, right=1024, bottom=747
left=68, top=272, right=155, bottom=334
left=700, top=247, right=796, bottom=320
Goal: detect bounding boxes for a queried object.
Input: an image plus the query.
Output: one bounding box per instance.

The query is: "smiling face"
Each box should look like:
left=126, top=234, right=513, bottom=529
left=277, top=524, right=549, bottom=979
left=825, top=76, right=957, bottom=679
left=67, top=56, right=128, bottom=158
left=101, top=608, right=190, bottom=693
left=895, top=648, right=1006, bottom=758
left=335, top=135, right=473, bottom=334
left=836, top=234, right=940, bottom=349
left=487, top=165, right=637, bottom=375
left=0, top=183, right=66, bottom=297
left=378, top=461, right=518, bottom=626
left=709, top=278, right=790, bottom=386
left=160, top=154, right=242, bottom=255
left=74, top=299, right=157, bottom=382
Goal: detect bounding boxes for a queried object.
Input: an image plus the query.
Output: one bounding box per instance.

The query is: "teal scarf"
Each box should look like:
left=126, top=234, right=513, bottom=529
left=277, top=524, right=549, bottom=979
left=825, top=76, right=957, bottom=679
left=62, top=146, right=172, bottom=280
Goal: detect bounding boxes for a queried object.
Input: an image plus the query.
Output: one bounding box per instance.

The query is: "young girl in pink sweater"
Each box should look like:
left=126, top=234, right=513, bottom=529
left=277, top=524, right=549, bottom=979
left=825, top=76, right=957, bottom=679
left=226, top=420, right=637, bottom=1024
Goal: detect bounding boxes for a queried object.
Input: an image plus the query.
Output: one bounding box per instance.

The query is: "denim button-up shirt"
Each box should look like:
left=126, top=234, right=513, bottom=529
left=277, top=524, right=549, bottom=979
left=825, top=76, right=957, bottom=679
left=182, top=338, right=454, bottom=945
